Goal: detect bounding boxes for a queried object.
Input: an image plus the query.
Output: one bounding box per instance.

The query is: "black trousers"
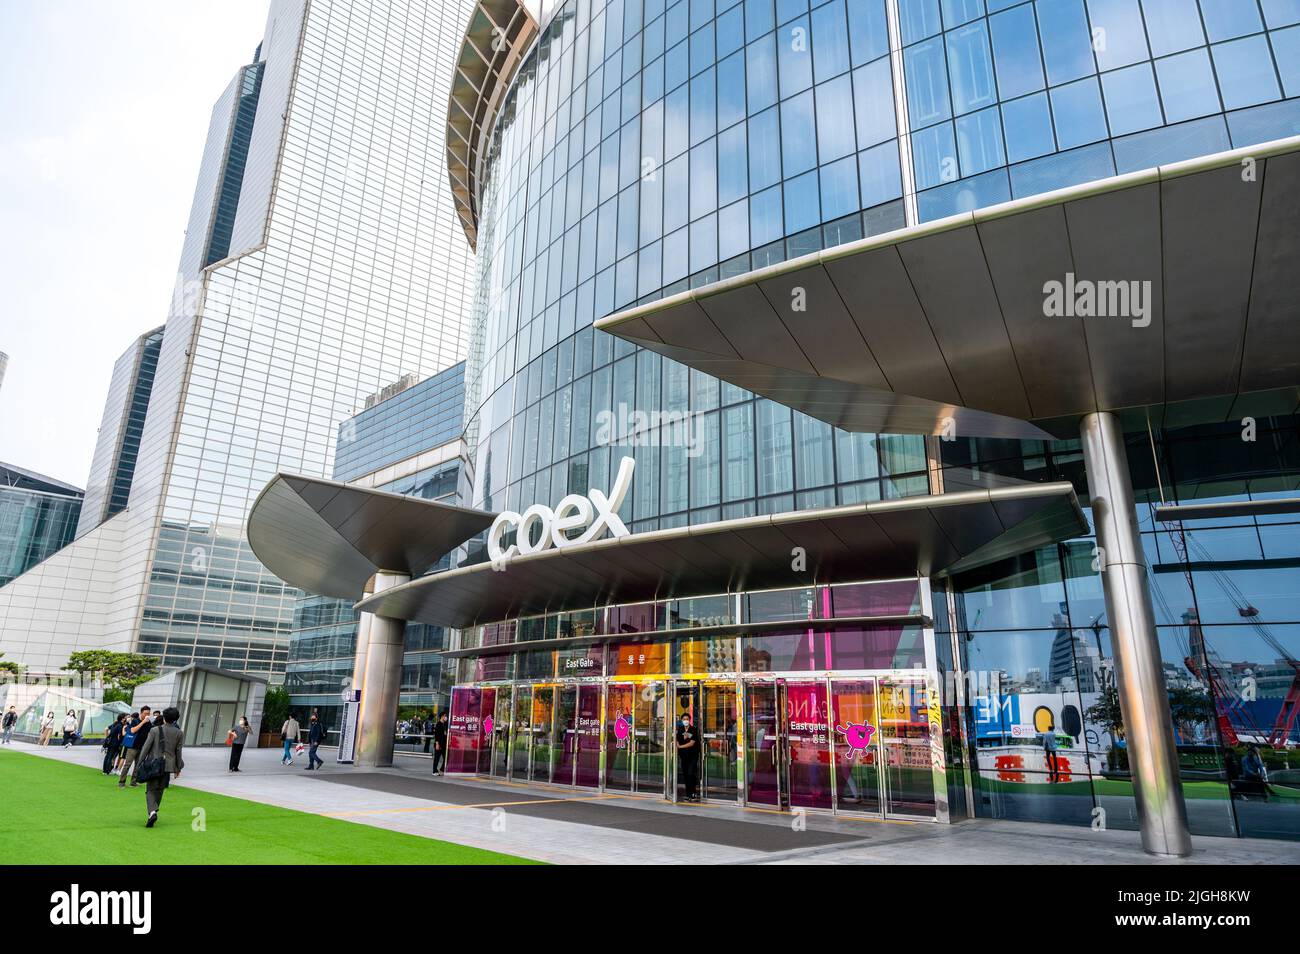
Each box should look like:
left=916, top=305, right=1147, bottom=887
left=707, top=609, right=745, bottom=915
left=431, top=745, right=445, bottom=774
left=102, top=746, right=119, bottom=774
left=679, top=757, right=700, bottom=799
left=229, top=743, right=244, bottom=770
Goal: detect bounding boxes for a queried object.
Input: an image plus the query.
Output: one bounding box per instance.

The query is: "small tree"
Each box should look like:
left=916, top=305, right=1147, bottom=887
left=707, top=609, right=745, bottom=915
left=261, top=685, right=291, bottom=734
left=1085, top=683, right=1127, bottom=771
left=62, top=650, right=159, bottom=700
left=0, top=653, right=23, bottom=678
left=62, top=650, right=117, bottom=689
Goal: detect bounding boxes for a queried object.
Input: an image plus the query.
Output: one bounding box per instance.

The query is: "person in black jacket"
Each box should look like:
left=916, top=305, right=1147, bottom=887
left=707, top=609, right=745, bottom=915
left=676, top=712, right=702, bottom=802
left=101, top=714, right=127, bottom=774
left=431, top=712, right=449, bottom=775
left=305, top=713, right=327, bottom=770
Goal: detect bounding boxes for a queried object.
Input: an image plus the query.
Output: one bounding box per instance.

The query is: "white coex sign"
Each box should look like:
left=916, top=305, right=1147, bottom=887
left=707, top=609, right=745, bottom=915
left=488, top=456, right=635, bottom=563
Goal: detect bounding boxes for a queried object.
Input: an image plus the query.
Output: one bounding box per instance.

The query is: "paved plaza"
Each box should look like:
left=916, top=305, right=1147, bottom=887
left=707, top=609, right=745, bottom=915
left=14, top=741, right=1298, bottom=865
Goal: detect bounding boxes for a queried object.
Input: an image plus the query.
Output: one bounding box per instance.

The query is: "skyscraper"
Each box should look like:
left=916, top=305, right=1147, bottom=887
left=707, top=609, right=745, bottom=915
left=0, top=0, right=476, bottom=675
left=76, top=326, right=165, bottom=540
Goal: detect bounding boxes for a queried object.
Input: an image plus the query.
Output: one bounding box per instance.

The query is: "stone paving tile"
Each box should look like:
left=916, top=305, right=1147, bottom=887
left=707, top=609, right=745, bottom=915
left=14, top=741, right=1298, bottom=865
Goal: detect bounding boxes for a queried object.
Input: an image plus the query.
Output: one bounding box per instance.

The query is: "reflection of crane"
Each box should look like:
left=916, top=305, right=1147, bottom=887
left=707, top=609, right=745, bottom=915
left=1164, top=522, right=1300, bottom=750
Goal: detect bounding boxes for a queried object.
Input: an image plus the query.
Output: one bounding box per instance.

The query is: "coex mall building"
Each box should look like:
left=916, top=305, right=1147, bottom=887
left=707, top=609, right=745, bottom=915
left=250, top=0, right=1300, bottom=855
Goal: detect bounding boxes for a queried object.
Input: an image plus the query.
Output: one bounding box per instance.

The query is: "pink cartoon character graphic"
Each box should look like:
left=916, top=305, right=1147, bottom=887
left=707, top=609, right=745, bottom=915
left=836, top=721, right=876, bottom=759
left=613, top=715, right=632, bottom=742
left=483, top=716, right=494, bottom=737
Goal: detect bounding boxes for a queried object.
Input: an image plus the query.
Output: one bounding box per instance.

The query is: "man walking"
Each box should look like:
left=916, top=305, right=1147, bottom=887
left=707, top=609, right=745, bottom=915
left=1, top=706, right=16, bottom=744
left=137, top=706, right=184, bottom=828
left=281, top=712, right=301, bottom=765
left=305, top=713, right=326, bottom=770
left=119, top=706, right=153, bottom=788
left=431, top=711, right=448, bottom=775
left=101, top=714, right=126, bottom=774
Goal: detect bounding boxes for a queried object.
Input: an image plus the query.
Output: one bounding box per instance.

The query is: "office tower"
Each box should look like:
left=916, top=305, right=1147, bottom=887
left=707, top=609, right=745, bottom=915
left=77, top=327, right=165, bottom=539
left=0, top=0, right=476, bottom=675
left=0, top=464, right=83, bottom=588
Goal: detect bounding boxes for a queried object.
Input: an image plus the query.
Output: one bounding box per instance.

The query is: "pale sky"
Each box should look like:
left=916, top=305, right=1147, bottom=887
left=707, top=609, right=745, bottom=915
left=0, top=1, right=272, bottom=487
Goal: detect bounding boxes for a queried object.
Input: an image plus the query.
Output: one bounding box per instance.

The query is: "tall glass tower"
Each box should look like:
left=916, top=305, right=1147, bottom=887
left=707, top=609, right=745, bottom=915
left=0, top=0, right=476, bottom=676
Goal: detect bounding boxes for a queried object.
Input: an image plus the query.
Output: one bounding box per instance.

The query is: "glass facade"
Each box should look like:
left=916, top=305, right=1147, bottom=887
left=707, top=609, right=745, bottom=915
left=286, top=362, right=468, bottom=744
left=0, top=466, right=83, bottom=588
left=900, top=0, right=1300, bottom=220
left=76, top=327, right=164, bottom=538
left=118, top=0, right=477, bottom=677
left=942, top=414, right=1300, bottom=840
left=462, top=0, right=1300, bottom=550
left=448, top=0, right=1300, bottom=839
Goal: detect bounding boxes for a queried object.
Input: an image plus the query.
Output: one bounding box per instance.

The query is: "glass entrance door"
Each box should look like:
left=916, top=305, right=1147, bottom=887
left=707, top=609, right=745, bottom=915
left=555, top=686, right=578, bottom=785
left=512, top=686, right=533, bottom=780
left=633, top=681, right=667, bottom=796
left=878, top=677, right=936, bottom=818
left=830, top=678, right=882, bottom=814
left=671, top=682, right=700, bottom=801
left=701, top=682, right=739, bottom=801
left=605, top=683, right=636, bottom=791
left=574, top=684, right=602, bottom=787
left=477, top=687, right=497, bottom=775
left=530, top=686, right=557, bottom=783
left=489, top=687, right=511, bottom=779
left=744, top=681, right=783, bottom=807
left=785, top=680, right=832, bottom=810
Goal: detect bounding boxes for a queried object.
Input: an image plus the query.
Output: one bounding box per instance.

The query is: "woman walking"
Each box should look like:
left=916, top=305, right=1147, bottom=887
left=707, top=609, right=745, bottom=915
left=62, top=710, right=79, bottom=747
left=37, top=711, right=55, bottom=746
left=228, top=715, right=252, bottom=772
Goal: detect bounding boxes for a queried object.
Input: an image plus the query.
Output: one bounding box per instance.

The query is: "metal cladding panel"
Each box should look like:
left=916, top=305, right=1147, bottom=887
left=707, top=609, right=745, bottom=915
left=648, top=299, right=740, bottom=358
left=697, top=284, right=817, bottom=373
left=896, top=226, right=1033, bottom=421
left=598, top=138, right=1300, bottom=437
left=756, top=265, right=890, bottom=388
left=978, top=205, right=1096, bottom=419
left=1065, top=181, right=1166, bottom=411
left=1242, top=151, right=1300, bottom=392
left=247, top=474, right=497, bottom=599
left=354, top=484, right=1086, bottom=627
left=1161, top=164, right=1259, bottom=402
left=824, top=247, right=962, bottom=405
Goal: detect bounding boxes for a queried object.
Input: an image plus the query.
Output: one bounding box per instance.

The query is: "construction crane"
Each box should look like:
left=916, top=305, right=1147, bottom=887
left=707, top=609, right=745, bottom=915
left=1164, top=522, right=1300, bottom=750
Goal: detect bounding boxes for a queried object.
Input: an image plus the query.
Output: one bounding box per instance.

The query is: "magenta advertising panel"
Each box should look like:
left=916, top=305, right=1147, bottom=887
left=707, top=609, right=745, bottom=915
left=786, top=680, right=832, bottom=810
left=574, top=684, right=602, bottom=787
left=447, top=686, right=482, bottom=775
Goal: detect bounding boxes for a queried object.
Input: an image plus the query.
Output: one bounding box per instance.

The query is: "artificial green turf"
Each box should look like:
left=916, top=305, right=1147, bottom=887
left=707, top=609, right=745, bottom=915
left=0, top=749, right=538, bottom=865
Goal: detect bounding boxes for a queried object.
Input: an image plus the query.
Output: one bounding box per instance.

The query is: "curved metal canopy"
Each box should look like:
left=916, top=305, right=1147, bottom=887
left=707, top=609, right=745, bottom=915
left=446, top=0, right=538, bottom=248
left=596, top=135, right=1300, bottom=440
left=247, top=474, right=498, bottom=600
left=355, top=483, right=1086, bottom=628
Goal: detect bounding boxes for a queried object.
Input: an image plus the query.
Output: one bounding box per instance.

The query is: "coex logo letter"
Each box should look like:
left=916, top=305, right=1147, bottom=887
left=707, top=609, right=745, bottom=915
left=50, top=884, right=151, bottom=934
left=488, top=456, right=635, bottom=562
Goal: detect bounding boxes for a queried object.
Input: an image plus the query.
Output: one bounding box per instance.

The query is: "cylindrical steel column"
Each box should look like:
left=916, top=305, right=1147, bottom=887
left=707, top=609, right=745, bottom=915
left=355, top=570, right=409, bottom=768
left=1079, top=412, right=1192, bottom=857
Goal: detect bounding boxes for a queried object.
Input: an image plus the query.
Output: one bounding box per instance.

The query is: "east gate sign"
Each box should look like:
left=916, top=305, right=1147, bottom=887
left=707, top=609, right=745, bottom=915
left=487, top=456, right=635, bottom=563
